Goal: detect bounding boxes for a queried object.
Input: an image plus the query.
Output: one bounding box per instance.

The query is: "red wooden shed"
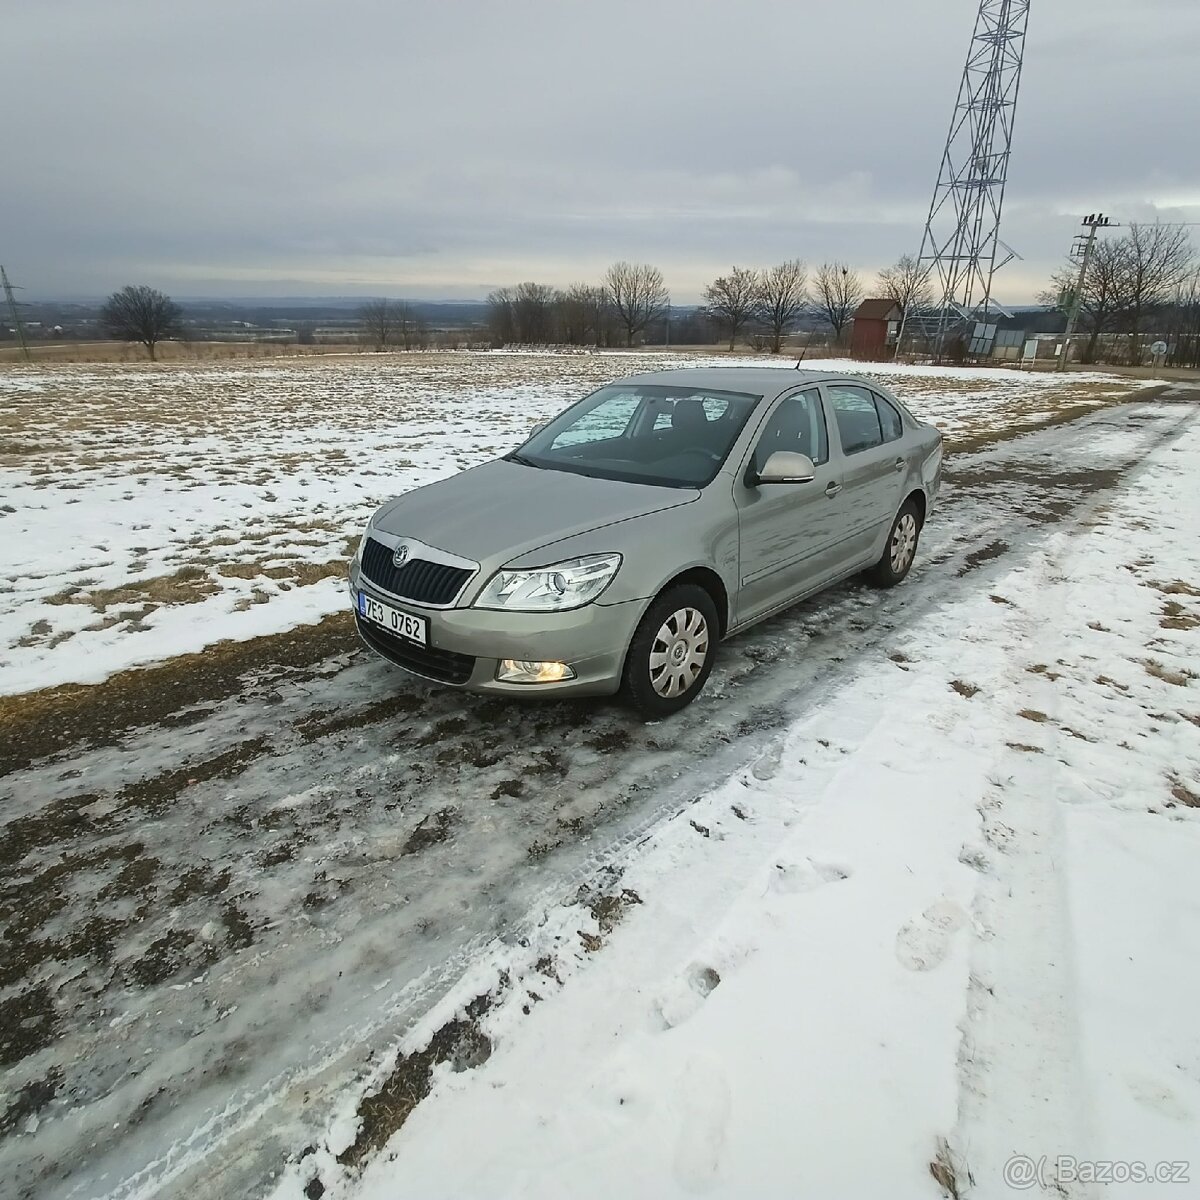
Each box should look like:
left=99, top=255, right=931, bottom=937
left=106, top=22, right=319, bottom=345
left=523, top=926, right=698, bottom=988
left=850, top=298, right=901, bottom=360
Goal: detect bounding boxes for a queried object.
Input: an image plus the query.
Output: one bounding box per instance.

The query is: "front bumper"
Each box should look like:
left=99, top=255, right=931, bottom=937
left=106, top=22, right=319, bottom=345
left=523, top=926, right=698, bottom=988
left=347, top=558, right=642, bottom=697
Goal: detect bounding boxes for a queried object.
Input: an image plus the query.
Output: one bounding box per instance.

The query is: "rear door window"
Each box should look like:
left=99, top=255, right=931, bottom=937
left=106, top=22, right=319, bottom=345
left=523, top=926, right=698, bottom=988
left=874, top=393, right=904, bottom=442
left=827, top=384, right=884, bottom=455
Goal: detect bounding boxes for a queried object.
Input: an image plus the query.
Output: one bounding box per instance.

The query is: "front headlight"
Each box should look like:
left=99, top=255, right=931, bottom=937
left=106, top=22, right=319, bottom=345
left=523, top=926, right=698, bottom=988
left=474, top=553, right=622, bottom=612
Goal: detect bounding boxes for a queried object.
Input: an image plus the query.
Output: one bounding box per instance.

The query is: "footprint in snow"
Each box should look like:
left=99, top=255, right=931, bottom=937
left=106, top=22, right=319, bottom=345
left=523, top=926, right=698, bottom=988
left=768, top=857, right=852, bottom=895
left=750, top=742, right=783, bottom=782
left=672, top=1054, right=732, bottom=1193
left=1127, top=1075, right=1194, bottom=1122
left=656, top=963, right=723, bottom=1031
left=895, top=898, right=969, bottom=972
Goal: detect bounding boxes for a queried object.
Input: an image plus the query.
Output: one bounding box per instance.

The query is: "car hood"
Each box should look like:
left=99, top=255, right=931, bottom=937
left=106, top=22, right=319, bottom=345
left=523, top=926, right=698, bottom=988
left=373, top=458, right=699, bottom=565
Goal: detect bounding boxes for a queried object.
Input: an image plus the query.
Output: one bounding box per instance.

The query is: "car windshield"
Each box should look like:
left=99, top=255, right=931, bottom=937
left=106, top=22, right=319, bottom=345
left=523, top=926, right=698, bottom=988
left=510, top=384, right=761, bottom=488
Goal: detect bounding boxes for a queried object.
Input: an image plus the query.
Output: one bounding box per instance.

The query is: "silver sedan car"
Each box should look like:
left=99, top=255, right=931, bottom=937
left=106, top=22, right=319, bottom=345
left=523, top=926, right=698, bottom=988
left=348, top=366, right=942, bottom=715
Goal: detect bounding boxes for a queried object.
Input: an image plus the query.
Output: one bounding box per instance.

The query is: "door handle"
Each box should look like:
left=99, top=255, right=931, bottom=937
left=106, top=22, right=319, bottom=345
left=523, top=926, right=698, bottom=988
left=825, top=481, right=842, bottom=497
left=893, top=457, right=906, bottom=472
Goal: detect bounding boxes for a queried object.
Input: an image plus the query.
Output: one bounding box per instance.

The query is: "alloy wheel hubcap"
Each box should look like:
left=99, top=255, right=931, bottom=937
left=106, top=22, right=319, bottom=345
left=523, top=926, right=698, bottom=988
left=649, top=607, right=709, bottom=698
left=890, top=513, right=918, bottom=572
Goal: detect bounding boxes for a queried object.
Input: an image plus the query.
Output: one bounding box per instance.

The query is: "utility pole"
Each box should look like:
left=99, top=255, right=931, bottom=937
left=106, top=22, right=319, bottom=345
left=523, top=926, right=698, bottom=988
left=1057, top=213, right=1117, bottom=371
left=1, top=265, right=31, bottom=363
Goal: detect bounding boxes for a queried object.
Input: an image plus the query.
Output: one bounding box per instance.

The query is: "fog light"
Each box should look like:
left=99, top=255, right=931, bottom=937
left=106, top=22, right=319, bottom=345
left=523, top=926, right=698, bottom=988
left=497, top=659, right=576, bottom=684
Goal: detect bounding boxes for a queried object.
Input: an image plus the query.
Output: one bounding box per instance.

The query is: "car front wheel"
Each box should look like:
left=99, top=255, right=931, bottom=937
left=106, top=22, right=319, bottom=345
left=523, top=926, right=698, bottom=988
left=621, top=584, right=719, bottom=717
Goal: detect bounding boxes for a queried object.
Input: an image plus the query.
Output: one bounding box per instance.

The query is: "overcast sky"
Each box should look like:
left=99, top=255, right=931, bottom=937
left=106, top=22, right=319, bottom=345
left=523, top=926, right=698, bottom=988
left=9, top=0, right=1199, bottom=304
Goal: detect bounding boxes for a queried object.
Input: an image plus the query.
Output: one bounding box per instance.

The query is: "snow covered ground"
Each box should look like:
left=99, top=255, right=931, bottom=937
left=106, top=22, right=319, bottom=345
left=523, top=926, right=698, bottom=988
left=0, top=351, right=1148, bottom=695
left=269, top=400, right=1200, bottom=1200
left=1, top=357, right=1195, bottom=1200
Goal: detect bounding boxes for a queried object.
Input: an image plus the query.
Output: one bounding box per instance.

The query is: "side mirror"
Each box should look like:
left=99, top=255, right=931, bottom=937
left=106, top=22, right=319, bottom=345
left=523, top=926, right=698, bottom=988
left=757, top=450, right=816, bottom=484
left=529, top=420, right=549, bottom=436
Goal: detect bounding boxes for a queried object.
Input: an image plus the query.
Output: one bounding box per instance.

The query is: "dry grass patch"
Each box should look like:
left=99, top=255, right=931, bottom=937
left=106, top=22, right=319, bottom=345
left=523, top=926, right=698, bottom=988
left=336, top=994, right=495, bottom=1170
left=929, top=1136, right=971, bottom=1199
left=1018, top=708, right=1050, bottom=723
left=1149, top=579, right=1200, bottom=597
left=292, top=560, right=346, bottom=586
left=1142, top=659, right=1196, bottom=687
left=1027, top=663, right=1063, bottom=681
left=1167, top=776, right=1200, bottom=808
left=44, top=565, right=218, bottom=610
left=215, top=562, right=265, bottom=580
left=950, top=680, right=980, bottom=698
left=1160, top=600, right=1200, bottom=631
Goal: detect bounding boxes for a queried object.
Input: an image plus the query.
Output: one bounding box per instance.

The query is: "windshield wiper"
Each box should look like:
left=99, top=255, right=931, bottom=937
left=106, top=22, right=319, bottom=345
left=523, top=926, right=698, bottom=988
left=505, top=451, right=543, bottom=469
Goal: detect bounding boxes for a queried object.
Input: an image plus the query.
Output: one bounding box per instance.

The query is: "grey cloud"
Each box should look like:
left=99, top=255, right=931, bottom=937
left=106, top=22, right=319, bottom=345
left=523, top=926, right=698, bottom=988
left=9, top=0, right=1199, bottom=302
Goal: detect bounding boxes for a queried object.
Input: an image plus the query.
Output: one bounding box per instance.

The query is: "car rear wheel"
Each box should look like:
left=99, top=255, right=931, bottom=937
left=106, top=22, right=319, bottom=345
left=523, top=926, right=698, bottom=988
left=621, top=584, right=719, bottom=717
left=870, top=498, right=922, bottom=588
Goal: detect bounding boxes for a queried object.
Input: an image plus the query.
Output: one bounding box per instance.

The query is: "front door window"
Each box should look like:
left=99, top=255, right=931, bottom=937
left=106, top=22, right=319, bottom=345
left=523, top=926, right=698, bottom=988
left=751, top=389, right=828, bottom=473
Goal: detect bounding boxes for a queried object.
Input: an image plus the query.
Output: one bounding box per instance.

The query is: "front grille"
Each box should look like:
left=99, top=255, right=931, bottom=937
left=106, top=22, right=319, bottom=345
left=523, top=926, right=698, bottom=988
left=360, top=537, right=474, bottom=606
left=355, top=615, right=476, bottom=684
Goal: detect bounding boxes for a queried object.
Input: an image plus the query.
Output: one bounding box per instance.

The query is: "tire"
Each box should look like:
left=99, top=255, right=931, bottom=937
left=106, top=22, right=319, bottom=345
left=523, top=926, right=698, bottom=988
left=870, top=498, right=922, bottom=588
left=621, top=584, right=719, bottom=718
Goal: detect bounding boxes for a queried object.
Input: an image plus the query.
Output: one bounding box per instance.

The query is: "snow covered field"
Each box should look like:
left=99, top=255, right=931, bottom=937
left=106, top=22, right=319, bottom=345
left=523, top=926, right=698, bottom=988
left=0, top=351, right=1145, bottom=695
left=1, top=355, right=1196, bottom=1200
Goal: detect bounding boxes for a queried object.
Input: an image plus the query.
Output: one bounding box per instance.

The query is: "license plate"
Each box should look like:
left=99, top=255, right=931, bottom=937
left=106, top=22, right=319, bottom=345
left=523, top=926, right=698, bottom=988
left=358, top=592, right=427, bottom=645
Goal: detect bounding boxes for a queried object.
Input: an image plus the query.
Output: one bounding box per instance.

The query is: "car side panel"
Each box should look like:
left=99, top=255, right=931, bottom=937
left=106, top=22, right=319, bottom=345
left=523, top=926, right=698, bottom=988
left=819, top=383, right=908, bottom=561
left=730, top=388, right=850, bottom=628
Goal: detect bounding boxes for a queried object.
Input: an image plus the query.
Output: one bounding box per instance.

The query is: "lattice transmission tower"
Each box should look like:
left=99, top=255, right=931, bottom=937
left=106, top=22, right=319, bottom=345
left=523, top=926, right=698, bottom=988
left=909, top=0, right=1031, bottom=356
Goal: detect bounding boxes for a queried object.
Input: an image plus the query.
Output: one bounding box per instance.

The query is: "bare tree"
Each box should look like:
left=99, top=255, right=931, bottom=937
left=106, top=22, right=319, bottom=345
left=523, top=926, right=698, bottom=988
left=703, top=266, right=760, bottom=351
left=1164, top=267, right=1200, bottom=369
left=754, top=260, right=807, bottom=354
left=813, top=262, right=864, bottom=344
left=100, top=285, right=182, bottom=360
left=877, top=255, right=931, bottom=330
left=512, top=281, right=557, bottom=343
left=1115, top=223, right=1193, bottom=364
left=358, top=298, right=403, bottom=351
left=604, top=261, right=668, bottom=347
left=486, top=287, right=516, bottom=346
left=557, top=283, right=612, bottom=345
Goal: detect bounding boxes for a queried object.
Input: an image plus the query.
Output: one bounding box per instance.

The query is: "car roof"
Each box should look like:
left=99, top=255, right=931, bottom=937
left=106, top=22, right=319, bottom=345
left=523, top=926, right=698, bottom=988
left=611, top=365, right=847, bottom=399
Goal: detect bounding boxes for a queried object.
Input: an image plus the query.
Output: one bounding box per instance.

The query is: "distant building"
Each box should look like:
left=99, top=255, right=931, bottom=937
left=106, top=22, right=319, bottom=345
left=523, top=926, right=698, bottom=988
left=986, top=308, right=1067, bottom=362
left=850, top=299, right=901, bottom=360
